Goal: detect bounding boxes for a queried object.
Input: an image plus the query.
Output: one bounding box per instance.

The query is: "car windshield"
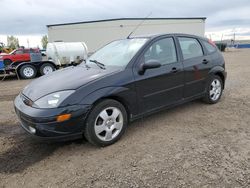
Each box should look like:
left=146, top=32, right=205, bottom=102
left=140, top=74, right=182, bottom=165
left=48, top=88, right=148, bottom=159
left=85, top=38, right=148, bottom=68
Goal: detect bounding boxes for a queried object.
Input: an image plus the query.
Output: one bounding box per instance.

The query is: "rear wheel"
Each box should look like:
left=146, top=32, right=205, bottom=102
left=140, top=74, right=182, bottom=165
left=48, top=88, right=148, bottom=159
left=202, top=75, right=223, bottom=104
left=84, top=99, right=128, bottom=146
left=19, top=64, right=37, bottom=79
left=40, top=63, right=55, bottom=76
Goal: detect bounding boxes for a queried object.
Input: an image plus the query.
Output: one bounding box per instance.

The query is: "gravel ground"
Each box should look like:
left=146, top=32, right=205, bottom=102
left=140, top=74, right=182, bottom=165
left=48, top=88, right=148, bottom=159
left=0, top=49, right=250, bottom=187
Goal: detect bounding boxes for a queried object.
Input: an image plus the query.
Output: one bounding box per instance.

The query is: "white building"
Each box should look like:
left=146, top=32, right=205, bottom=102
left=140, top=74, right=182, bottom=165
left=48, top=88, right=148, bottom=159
left=47, top=17, right=206, bottom=52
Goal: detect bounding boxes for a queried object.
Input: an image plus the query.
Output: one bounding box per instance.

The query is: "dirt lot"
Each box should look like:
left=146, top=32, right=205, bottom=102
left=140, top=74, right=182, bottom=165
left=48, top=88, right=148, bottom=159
left=0, top=49, right=250, bottom=187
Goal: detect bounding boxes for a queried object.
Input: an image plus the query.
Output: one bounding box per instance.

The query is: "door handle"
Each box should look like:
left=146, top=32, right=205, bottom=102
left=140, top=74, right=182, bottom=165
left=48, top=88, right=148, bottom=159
left=170, top=67, right=179, bottom=73
left=202, top=59, right=209, bottom=64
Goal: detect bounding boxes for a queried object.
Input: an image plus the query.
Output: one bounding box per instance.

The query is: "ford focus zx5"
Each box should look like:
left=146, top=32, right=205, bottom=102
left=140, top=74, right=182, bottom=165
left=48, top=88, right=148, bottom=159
left=14, top=34, right=227, bottom=146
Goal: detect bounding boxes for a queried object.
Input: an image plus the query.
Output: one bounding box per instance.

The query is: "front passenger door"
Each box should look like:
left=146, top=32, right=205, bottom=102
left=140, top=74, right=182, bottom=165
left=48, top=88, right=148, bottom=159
left=134, top=37, right=184, bottom=114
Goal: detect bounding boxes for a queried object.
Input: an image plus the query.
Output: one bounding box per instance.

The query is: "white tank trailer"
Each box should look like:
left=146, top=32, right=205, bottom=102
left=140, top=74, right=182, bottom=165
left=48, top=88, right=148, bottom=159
left=3, top=42, right=89, bottom=79
left=46, top=42, right=88, bottom=66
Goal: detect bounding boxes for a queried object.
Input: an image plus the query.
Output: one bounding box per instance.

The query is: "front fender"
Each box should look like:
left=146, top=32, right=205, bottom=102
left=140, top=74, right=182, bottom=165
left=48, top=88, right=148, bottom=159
left=80, top=86, right=138, bottom=118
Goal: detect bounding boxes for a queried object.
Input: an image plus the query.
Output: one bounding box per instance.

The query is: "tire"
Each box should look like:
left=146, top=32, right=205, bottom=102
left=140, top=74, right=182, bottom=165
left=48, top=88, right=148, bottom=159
left=202, top=75, right=223, bottom=104
left=3, top=59, right=12, bottom=66
left=84, top=99, right=128, bottom=147
left=19, top=64, right=37, bottom=79
left=40, top=63, right=55, bottom=76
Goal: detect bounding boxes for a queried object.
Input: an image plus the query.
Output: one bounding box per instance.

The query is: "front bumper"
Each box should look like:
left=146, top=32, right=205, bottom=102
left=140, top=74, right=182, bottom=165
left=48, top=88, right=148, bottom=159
left=14, top=94, right=91, bottom=141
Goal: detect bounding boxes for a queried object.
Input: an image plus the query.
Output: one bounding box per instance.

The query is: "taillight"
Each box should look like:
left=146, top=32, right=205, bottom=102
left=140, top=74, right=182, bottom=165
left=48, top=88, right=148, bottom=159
left=208, top=39, right=217, bottom=47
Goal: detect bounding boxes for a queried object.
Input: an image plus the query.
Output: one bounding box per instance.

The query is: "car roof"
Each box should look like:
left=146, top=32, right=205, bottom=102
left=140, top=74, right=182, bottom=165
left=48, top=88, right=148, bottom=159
left=129, top=33, right=208, bottom=40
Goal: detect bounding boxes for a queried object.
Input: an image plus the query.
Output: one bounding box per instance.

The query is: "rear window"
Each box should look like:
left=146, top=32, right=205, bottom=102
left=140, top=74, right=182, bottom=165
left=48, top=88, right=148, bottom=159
left=23, top=49, right=39, bottom=53
left=24, top=49, right=30, bottom=53
left=202, top=40, right=217, bottom=53
left=15, top=50, right=24, bottom=54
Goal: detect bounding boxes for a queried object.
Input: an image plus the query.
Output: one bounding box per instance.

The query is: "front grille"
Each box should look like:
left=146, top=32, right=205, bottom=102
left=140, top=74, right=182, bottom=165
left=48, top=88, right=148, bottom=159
left=15, top=107, right=34, bottom=124
left=15, top=107, right=36, bottom=132
left=15, top=102, right=56, bottom=124
left=20, top=117, right=36, bottom=129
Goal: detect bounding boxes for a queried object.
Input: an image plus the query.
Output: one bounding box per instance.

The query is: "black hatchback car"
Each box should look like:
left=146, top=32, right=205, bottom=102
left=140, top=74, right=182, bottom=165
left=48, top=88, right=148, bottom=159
left=14, top=34, right=226, bottom=146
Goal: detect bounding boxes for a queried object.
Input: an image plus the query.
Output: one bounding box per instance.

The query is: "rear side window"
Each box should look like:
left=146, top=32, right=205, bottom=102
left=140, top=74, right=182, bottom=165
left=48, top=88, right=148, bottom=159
left=202, top=40, right=217, bottom=53
left=178, top=37, right=203, bottom=60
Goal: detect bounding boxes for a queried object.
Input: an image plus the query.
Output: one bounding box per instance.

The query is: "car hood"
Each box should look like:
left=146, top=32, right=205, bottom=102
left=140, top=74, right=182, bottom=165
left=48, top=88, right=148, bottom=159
left=22, top=65, right=120, bottom=101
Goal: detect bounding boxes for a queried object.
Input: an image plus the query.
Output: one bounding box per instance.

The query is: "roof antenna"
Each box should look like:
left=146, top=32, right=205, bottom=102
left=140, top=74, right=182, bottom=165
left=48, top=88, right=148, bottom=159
left=127, top=12, right=152, bottom=39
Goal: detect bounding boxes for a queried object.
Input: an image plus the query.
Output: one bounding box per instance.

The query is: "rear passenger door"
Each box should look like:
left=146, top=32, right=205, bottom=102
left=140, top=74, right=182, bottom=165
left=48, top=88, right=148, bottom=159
left=177, top=36, right=210, bottom=98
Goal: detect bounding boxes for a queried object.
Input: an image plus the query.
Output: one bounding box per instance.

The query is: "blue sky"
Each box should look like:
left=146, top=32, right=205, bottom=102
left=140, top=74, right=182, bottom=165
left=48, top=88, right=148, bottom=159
left=0, top=0, right=250, bottom=47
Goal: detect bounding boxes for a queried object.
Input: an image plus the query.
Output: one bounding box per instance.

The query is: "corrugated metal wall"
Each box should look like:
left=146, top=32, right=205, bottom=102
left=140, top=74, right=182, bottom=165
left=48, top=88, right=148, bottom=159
left=48, top=19, right=205, bottom=52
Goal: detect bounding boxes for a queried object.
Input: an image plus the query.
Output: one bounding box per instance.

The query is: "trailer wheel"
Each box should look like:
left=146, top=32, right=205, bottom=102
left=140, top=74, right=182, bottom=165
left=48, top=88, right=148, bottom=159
left=19, top=64, right=37, bottom=79
left=40, top=63, right=55, bottom=76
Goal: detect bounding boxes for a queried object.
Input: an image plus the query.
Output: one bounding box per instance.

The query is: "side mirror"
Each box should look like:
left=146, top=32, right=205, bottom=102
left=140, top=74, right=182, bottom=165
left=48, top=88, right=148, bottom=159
left=139, top=59, right=161, bottom=75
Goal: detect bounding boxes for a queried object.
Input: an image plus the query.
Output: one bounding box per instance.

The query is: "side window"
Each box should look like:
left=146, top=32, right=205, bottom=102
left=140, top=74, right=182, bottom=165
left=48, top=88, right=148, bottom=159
left=178, top=37, right=203, bottom=60
left=144, top=38, right=177, bottom=65
left=15, top=50, right=24, bottom=54
left=202, top=40, right=217, bottom=53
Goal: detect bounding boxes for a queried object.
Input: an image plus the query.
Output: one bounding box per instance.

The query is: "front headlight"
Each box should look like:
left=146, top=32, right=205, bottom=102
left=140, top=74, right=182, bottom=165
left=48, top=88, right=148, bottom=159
left=33, top=90, right=75, bottom=108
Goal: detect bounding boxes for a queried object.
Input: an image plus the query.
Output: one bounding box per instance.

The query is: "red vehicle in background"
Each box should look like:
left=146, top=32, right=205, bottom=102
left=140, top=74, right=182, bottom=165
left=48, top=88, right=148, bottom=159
left=0, top=48, right=57, bottom=79
left=0, top=48, right=40, bottom=66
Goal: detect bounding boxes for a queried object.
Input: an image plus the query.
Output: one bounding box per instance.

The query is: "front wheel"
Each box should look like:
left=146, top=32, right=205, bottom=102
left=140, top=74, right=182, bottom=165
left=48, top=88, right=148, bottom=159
left=202, top=75, right=223, bottom=104
left=84, top=99, right=128, bottom=146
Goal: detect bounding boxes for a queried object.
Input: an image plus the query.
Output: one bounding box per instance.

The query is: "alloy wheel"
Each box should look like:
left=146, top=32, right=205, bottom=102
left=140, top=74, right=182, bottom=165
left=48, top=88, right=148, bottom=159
left=94, top=107, right=124, bottom=142
left=210, top=79, right=222, bottom=101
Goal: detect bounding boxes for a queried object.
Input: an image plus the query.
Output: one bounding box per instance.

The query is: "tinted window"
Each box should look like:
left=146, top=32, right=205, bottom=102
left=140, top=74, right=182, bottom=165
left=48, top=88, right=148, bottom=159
left=144, top=38, right=177, bottom=65
left=202, top=40, right=217, bottom=53
left=178, top=37, right=203, bottom=60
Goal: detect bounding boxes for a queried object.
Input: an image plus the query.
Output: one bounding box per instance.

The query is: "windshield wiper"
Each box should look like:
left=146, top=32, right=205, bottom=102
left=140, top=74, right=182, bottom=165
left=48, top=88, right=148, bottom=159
left=89, top=59, right=106, bottom=69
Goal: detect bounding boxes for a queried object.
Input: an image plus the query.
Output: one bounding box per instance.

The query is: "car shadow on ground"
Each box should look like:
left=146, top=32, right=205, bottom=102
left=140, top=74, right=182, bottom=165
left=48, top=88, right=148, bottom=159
left=0, top=99, right=205, bottom=174
left=0, top=123, right=86, bottom=174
